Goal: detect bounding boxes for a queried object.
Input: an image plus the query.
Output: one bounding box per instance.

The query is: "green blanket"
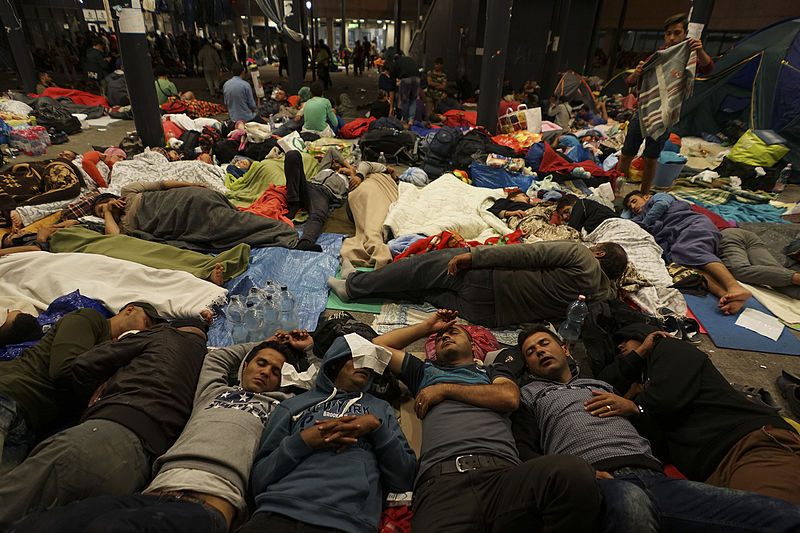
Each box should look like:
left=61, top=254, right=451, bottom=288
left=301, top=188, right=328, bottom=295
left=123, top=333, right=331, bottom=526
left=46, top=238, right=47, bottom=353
left=225, top=152, right=320, bottom=207
left=49, top=225, right=251, bottom=281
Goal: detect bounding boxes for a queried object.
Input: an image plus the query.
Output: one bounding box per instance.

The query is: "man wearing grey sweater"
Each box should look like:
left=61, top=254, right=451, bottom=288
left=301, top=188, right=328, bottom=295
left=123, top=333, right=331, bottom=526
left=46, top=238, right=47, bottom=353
left=329, top=240, right=626, bottom=327
left=12, top=332, right=310, bottom=533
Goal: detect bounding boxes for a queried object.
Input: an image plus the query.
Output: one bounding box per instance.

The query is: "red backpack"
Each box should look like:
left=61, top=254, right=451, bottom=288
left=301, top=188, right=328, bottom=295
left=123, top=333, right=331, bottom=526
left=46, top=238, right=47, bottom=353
left=160, top=97, right=188, bottom=114
left=339, top=117, right=375, bottom=139
left=442, top=110, right=477, bottom=128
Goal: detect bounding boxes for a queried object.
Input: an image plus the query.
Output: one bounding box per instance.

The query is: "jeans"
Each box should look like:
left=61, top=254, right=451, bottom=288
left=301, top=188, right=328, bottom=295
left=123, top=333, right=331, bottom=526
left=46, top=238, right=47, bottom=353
left=599, top=467, right=800, bottom=533
left=346, top=247, right=498, bottom=326
left=10, top=493, right=227, bottom=533
left=719, top=228, right=800, bottom=299
left=398, top=77, right=420, bottom=121
left=0, top=392, right=36, bottom=472
left=284, top=150, right=335, bottom=245
left=238, top=511, right=345, bottom=533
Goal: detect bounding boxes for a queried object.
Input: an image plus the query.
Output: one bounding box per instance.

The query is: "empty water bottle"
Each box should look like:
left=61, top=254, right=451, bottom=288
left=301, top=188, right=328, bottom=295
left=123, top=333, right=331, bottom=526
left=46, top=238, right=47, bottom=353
left=351, top=144, right=362, bottom=166
left=557, top=295, right=588, bottom=343
left=277, top=285, right=299, bottom=331
left=774, top=164, right=792, bottom=193
left=378, top=151, right=387, bottom=165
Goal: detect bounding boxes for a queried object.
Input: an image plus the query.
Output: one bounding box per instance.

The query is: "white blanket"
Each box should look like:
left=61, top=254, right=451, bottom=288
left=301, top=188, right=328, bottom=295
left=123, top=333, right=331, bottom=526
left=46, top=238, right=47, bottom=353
left=741, top=283, right=800, bottom=326
left=106, top=150, right=227, bottom=196
left=0, top=251, right=227, bottom=320
left=585, top=218, right=687, bottom=316
left=383, top=174, right=510, bottom=241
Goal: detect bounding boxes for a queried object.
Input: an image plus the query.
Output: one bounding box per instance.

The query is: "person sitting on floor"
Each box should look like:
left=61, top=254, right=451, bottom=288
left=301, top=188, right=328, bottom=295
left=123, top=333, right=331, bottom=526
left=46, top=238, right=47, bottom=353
left=0, top=308, right=42, bottom=347
left=371, top=309, right=601, bottom=532
left=104, top=65, right=130, bottom=107
left=329, top=240, right=626, bottom=328
left=258, top=86, right=288, bottom=118
left=283, top=148, right=394, bottom=252
left=512, top=323, right=800, bottom=532
left=556, top=194, right=618, bottom=234
left=623, top=191, right=752, bottom=314
left=548, top=95, right=572, bottom=130
left=0, top=319, right=209, bottom=528
left=487, top=189, right=537, bottom=220
left=718, top=227, right=800, bottom=300
left=0, top=302, right=160, bottom=470
left=11, top=333, right=307, bottom=533
left=434, top=87, right=462, bottom=115
left=368, top=89, right=391, bottom=119
left=596, top=322, right=800, bottom=506
left=223, top=62, right=267, bottom=125
left=300, top=80, right=338, bottom=137
left=575, top=105, right=608, bottom=127
left=154, top=67, right=180, bottom=106
left=239, top=335, right=417, bottom=533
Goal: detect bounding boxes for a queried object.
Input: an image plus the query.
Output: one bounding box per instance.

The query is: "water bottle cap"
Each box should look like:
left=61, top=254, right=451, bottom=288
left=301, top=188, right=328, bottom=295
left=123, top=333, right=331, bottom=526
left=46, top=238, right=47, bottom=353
left=281, top=285, right=288, bottom=290
left=578, top=295, right=586, bottom=301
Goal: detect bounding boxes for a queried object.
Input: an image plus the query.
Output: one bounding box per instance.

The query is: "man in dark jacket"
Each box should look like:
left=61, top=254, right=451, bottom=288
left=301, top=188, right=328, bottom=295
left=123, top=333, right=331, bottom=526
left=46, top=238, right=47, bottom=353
left=0, top=302, right=160, bottom=470
left=596, top=323, right=800, bottom=505
left=104, top=66, right=130, bottom=106
left=329, top=241, right=626, bottom=327
left=241, top=335, right=417, bottom=533
left=513, top=323, right=800, bottom=532
left=0, top=320, right=208, bottom=528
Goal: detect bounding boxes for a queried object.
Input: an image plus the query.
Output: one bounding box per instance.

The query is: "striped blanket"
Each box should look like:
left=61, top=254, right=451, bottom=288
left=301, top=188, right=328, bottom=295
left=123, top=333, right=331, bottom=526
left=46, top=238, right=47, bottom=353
left=638, top=40, right=697, bottom=139
left=670, top=177, right=775, bottom=205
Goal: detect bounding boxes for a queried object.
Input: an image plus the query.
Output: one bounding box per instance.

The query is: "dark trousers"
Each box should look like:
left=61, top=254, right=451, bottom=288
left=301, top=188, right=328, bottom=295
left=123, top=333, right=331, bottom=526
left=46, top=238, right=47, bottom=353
left=411, top=455, right=600, bottom=533
left=11, top=493, right=227, bottom=533
left=346, top=247, right=498, bottom=326
left=237, top=511, right=345, bottom=533
left=284, top=150, right=332, bottom=246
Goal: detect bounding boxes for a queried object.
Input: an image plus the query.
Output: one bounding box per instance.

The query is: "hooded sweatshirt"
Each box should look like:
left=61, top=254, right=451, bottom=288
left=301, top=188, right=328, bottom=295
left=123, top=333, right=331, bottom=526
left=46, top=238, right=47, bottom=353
left=146, top=343, right=292, bottom=518
left=250, top=336, right=417, bottom=533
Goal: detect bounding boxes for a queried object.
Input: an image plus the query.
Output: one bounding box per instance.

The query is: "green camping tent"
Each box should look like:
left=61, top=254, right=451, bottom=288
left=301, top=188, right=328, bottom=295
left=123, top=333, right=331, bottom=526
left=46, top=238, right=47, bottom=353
left=600, top=69, right=635, bottom=97
left=675, top=18, right=800, bottom=166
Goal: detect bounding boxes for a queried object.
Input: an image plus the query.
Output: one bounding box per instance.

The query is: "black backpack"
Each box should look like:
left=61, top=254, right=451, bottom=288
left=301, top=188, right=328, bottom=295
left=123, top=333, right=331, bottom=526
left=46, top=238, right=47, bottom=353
left=178, top=130, right=201, bottom=160
left=421, top=126, right=463, bottom=180
left=359, top=128, right=420, bottom=165
left=452, top=129, right=516, bottom=174
left=32, top=97, right=81, bottom=135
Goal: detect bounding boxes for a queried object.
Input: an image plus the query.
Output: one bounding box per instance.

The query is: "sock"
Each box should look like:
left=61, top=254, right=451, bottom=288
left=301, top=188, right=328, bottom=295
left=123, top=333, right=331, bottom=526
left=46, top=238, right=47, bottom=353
left=327, top=277, right=351, bottom=301
left=295, top=239, right=322, bottom=252
left=340, top=257, right=357, bottom=280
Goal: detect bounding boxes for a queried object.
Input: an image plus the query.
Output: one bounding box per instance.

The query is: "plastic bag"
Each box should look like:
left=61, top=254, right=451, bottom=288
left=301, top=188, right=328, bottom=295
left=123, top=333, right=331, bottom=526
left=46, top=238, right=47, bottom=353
left=727, top=129, right=789, bottom=167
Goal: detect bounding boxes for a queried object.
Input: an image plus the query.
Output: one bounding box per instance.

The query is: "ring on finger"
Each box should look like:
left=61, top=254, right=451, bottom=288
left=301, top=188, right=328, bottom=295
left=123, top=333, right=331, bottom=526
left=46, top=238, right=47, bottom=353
left=606, top=405, right=612, bottom=411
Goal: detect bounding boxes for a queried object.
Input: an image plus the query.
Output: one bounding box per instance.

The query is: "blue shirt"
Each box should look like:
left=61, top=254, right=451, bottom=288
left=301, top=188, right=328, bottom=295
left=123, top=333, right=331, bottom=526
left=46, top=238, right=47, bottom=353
left=223, top=76, right=257, bottom=123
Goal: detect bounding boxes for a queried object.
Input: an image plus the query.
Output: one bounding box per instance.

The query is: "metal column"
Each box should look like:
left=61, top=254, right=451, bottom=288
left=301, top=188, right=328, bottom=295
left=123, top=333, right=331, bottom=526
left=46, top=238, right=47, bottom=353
left=476, top=0, right=513, bottom=134
left=286, top=1, right=304, bottom=93
left=688, top=0, right=715, bottom=38
left=394, top=0, right=401, bottom=51
left=605, top=0, right=628, bottom=81
left=341, top=0, right=346, bottom=50
left=1, top=0, right=36, bottom=92
left=114, top=11, right=164, bottom=147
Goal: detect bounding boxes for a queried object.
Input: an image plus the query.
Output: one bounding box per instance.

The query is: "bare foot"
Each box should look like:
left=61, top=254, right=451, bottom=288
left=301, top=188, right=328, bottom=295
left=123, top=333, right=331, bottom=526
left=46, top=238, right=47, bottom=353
left=200, top=309, right=214, bottom=325
left=10, top=210, right=22, bottom=232
left=207, top=263, right=224, bottom=286
left=718, top=287, right=752, bottom=315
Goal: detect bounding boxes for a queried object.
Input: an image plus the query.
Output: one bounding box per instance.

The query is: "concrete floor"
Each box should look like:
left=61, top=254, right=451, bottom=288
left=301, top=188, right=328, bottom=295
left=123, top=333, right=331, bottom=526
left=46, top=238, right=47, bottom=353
left=4, top=65, right=799, bottom=421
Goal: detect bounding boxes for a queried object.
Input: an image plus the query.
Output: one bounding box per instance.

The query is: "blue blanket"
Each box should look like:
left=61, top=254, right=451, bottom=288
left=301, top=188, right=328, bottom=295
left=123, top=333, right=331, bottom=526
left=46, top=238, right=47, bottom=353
left=696, top=200, right=789, bottom=224
left=207, top=233, right=345, bottom=346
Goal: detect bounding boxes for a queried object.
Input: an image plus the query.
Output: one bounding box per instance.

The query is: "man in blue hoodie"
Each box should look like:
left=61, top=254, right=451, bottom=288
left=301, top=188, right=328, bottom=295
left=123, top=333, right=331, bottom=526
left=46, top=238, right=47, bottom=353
left=242, top=335, right=417, bottom=533
left=373, top=309, right=601, bottom=533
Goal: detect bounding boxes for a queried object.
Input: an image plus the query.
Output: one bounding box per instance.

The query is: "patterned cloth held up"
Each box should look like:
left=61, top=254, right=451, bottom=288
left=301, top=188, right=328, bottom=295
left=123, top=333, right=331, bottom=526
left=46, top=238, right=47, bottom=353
left=638, top=40, right=697, bottom=139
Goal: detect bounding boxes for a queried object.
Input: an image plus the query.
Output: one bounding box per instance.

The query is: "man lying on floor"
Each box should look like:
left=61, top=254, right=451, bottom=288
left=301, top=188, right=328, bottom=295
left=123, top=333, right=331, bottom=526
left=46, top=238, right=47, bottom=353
left=512, top=324, right=800, bottom=532
left=329, top=240, right=627, bottom=327
left=597, top=323, right=800, bottom=506
left=11, top=335, right=305, bottom=533
left=0, top=319, right=209, bottom=528
left=0, top=302, right=160, bottom=471
left=623, top=191, right=752, bottom=314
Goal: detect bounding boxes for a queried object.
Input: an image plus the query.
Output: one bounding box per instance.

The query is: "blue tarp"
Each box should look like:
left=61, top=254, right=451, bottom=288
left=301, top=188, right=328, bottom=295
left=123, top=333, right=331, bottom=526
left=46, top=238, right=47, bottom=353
left=470, top=162, right=533, bottom=191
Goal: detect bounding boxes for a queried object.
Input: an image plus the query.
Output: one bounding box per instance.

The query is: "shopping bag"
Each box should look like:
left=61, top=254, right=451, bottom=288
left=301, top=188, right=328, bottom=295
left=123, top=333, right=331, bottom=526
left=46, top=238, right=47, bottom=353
left=277, top=130, right=309, bottom=153
left=498, top=104, right=528, bottom=134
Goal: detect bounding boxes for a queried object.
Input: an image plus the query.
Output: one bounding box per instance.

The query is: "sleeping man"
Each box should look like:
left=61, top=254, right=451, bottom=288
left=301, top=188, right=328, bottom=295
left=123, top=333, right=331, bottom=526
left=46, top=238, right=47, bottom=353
left=623, top=191, right=751, bottom=314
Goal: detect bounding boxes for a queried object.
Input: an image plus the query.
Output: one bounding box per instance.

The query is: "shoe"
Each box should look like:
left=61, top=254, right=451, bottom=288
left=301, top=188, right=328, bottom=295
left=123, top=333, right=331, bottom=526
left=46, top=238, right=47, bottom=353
left=775, top=374, right=800, bottom=419
left=731, top=383, right=782, bottom=412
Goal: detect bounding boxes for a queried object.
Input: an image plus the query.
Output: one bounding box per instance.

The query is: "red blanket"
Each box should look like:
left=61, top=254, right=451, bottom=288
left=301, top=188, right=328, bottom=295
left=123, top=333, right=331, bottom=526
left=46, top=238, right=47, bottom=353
left=42, top=87, right=109, bottom=108
left=538, top=141, right=621, bottom=180
left=238, top=185, right=293, bottom=226
left=393, top=229, right=525, bottom=262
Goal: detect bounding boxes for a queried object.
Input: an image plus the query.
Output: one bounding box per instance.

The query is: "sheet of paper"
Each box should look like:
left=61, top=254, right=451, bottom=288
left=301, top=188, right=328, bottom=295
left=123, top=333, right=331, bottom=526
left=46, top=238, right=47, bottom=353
left=735, top=307, right=784, bottom=341
left=119, top=8, right=146, bottom=34
left=86, top=116, right=120, bottom=128
left=345, top=332, right=392, bottom=375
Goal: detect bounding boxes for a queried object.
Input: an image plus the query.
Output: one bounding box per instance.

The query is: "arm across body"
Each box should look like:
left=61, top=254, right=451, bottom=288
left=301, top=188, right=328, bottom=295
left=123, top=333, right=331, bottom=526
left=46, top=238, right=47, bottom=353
left=414, top=377, right=520, bottom=418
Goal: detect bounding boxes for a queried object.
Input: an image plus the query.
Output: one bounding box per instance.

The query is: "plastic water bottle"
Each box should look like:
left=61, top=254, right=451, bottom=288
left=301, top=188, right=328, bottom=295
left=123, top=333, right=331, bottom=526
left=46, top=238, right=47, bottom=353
left=557, top=295, right=589, bottom=343
left=243, top=287, right=265, bottom=342
left=226, top=295, right=248, bottom=344
left=260, top=294, right=280, bottom=337
left=262, top=279, right=278, bottom=299
left=378, top=151, right=386, bottom=165
left=774, top=164, right=792, bottom=193
left=277, top=285, right=299, bottom=331
left=351, top=144, right=362, bottom=166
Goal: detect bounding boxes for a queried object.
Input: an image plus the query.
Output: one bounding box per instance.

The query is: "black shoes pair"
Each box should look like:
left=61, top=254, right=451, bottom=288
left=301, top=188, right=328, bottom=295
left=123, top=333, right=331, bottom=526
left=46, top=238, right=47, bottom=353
left=775, top=370, right=800, bottom=420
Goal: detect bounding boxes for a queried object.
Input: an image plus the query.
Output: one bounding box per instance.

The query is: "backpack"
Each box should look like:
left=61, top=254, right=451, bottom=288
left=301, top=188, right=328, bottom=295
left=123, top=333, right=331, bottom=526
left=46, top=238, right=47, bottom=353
left=211, top=139, right=239, bottom=164
left=32, top=97, right=81, bottom=135
left=369, top=116, right=404, bottom=131
left=452, top=129, right=516, bottom=174
left=420, top=126, right=462, bottom=180
left=359, top=128, right=420, bottom=165
left=198, top=125, right=222, bottom=153
left=441, top=109, right=476, bottom=128
left=160, top=98, right=188, bottom=114
left=178, top=130, right=201, bottom=160
left=119, top=132, right=145, bottom=156
left=339, top=117, right=375, bottom=139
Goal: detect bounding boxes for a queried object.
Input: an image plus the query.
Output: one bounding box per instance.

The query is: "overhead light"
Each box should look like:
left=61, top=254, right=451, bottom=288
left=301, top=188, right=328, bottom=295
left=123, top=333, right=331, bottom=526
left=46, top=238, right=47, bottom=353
left=402, top=20, right=407, bottom=24
left=241, top=15, right=246, bottom=19
left=352, top=19, right=358, bottom=23
left=306, top=0, right=311, bottom=9
left=377, top=19, right=382, bottom=24
left=359, top=19, right=365, bottom=23
left=335, top=18, right=341, bottom=22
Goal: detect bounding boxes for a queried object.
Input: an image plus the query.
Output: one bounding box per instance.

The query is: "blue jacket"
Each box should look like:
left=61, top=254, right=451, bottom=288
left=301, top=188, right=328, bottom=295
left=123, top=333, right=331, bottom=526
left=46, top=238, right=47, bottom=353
left=250, top=336, right=417, bottom=533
